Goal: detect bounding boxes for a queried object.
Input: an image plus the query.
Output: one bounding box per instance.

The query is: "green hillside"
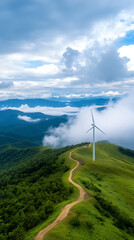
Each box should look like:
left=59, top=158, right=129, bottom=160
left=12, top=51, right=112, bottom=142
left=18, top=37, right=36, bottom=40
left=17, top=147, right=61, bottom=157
left=0, top=131, right=39, bottom=148
left=43, top=142, right=134, bottom=240
left=0, top=144, right=78, bottom=240
left=0, top=142, right=134, bottom=240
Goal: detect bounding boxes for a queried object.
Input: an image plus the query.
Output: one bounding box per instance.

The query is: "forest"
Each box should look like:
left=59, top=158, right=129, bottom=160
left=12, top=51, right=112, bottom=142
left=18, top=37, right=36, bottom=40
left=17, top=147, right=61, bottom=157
left=0, top=144, right=74, bottom=240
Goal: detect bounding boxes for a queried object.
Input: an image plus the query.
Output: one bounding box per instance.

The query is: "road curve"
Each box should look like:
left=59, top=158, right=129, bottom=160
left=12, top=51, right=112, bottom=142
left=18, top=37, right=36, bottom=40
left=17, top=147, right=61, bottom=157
left=34, top=148, right=87, bottom=240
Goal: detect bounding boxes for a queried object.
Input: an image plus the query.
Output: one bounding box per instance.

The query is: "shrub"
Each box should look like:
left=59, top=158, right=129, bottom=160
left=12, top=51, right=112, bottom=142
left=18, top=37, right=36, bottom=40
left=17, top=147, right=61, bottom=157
left=95, top=195, right=134, bottom=235
left=70, top=216, right=80, bottom=227
left=84, top=219, right=94, bottom=229
left=114, top=212, right=134, bottom=234
left=82, top=180, right=101, bottom=193
left=119, top=147, right=134, bottom=158
left=96, top=216, right=104, bottom=222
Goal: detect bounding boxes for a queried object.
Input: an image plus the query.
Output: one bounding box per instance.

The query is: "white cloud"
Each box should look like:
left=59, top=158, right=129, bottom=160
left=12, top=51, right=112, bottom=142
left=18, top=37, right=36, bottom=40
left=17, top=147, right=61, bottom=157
left=0, top=88, right=52, bottom=101
left=91, top=12, right=134, bottom=45
left=62, top=77, right=79, bottom=83
left=0, top=54, right=59, bottom=78
left=0, top=2, right=134, bottom=99
left=60, top=44, right=130, bottom=88
left=43, top=92, right=134, bottom=149
left=2, top=105, right=80, bottom=116
left=119, top=44, right=134, bottom=71
left=18, top=115, right=41, bottom=123
left=65, top=91, right=126, bottom=98
left=25, top=64, right=60, bottom=76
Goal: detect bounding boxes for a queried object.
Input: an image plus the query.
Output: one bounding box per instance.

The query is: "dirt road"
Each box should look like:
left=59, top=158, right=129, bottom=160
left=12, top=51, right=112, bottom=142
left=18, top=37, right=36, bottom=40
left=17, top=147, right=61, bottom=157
left=34, top=148, right=88, bottom=240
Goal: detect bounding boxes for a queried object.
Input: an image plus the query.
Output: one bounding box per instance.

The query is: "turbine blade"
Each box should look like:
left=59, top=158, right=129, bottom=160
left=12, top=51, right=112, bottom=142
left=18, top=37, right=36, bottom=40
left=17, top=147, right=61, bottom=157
left=85, top=127, right=93, bottom=134
left=95, top=125, right=105, bottom=135
left=91, top=110, right=95, bottom=124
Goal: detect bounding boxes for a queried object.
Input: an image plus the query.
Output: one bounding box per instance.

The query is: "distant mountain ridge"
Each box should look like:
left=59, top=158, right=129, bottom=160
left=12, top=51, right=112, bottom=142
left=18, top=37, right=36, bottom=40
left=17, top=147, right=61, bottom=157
left=0, top=96, right=119, bottom=108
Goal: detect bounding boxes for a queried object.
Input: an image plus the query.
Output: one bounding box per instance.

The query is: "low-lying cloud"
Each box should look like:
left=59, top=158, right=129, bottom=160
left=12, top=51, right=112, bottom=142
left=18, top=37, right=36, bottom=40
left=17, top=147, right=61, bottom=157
left=43, top=92, right=134, bottom=149
left=2, top=105, right=80, bottom=116
left=18, top=115, right=41, bottom=123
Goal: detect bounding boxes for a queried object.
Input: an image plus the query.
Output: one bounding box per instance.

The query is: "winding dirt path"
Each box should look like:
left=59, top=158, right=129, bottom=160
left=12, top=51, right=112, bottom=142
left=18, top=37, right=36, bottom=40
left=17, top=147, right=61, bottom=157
left=34, top=147, right=88, bottom=240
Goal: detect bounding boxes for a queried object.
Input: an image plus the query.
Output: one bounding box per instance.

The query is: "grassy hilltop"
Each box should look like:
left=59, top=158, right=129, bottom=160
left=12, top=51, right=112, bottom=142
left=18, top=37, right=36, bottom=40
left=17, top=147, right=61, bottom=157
left=44, top=142, right=134, bottom=240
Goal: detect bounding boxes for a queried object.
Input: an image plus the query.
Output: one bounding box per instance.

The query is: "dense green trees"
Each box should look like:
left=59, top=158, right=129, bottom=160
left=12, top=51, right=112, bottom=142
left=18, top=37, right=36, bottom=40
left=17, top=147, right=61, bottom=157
left=0, top=145, right=73, bottom=239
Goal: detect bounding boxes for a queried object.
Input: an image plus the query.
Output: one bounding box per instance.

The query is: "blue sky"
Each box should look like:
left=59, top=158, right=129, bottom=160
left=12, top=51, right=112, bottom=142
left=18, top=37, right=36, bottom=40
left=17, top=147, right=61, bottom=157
left=1, top=0, right=134, bottom=100
left=118, top=30, right=134, bottom=46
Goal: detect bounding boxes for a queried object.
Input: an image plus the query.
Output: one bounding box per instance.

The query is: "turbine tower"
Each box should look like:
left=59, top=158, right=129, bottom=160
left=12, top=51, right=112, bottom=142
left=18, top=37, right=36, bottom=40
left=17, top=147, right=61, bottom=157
left=86, top=110, right=105, bottom=161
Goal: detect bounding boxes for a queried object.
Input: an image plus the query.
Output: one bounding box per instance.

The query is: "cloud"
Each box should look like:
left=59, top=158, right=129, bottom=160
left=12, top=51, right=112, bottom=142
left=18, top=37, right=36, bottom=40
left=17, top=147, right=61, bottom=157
left=0, top=81, right=13, bottom=89
left=0, top=1, right=134, bottom=99
left=65, top=91, right=126, bottom=99
left=1, top=0, right=134, bottom=53
left=2, top=104, right=80, bottom=116
left=43, top=92, right=134, bottom=149
left=62, top=47, right=80, bottom=71
left=60, top=45, right=130, bottom=85
left=18, top=115, right=41, bottom=122
left=119, top=44, right=134, bottom=70
left=1, top=44, right=128, bottom=86
left=95, top=47, right=128, bottom=82
left=25, top=64, right=60, bottom=76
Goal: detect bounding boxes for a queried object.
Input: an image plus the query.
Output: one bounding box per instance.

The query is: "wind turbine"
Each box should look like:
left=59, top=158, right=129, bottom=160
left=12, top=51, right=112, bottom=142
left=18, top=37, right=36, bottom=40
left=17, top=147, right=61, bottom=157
left=86, top=110, right=105, bottom=161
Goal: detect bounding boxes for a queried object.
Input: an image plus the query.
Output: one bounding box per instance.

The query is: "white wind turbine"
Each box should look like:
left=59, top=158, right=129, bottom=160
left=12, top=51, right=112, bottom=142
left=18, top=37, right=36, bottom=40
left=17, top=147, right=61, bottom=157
left=86, top=110, right=105, bottom=161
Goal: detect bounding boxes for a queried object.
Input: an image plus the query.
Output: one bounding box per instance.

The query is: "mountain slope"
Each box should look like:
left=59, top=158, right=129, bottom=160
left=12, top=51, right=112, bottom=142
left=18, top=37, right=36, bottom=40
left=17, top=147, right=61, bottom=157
left=42, top=142, right=134, bottom=240
left=0, top=142, right=134, bottom=240
left=0, top=144, right=78, bottom=240
left=0, top=110, right=67, bottom=145
left=34, top=148, right=88, bottom=240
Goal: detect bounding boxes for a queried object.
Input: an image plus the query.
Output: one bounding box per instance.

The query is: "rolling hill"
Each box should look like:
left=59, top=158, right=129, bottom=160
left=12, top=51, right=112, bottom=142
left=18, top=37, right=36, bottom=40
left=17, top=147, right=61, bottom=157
left=0, top=109, right=68, bottom=145
left=37, top=142, right=134, bottom=240
left=0, top=142, right=134, bottom=240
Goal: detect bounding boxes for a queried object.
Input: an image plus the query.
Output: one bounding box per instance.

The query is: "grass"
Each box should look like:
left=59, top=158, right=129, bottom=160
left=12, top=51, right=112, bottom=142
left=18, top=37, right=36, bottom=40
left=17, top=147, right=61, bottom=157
left=42, top=142, right=134, bottom=240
